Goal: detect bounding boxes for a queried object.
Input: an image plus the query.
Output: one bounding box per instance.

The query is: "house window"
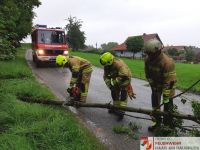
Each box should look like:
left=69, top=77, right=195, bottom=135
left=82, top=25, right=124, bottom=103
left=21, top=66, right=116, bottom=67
left=121, top=51, right=123, bottom=54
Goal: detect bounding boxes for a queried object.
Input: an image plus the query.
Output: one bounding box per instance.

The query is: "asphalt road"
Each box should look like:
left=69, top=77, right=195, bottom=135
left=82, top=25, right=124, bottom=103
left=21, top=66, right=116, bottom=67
left=26, top=49, right=200, bottom=150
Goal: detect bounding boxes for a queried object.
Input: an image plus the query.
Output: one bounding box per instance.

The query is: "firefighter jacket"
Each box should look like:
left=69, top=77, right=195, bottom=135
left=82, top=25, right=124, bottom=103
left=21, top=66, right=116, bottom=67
left=68, top=56, right=92, bottom=86
left=103, top=58, right=132, bottom=88
left=145, top=52, right=176, bottom=103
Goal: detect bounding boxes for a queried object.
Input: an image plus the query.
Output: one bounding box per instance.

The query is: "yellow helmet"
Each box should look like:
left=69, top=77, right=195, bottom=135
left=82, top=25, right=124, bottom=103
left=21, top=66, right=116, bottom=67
left=144, top=39, right=163, bottom=53
left=56, top=55, right=69, bottom=66
left=100, top=52, right=114, bottom=66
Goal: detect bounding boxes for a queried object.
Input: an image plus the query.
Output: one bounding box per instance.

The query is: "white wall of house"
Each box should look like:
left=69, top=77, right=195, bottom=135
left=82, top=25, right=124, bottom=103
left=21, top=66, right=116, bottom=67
left=114, top=51, right=142, bottom=58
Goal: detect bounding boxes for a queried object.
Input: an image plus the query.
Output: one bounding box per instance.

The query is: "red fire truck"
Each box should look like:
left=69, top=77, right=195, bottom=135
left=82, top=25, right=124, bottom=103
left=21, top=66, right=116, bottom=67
left=31, top=24, right=69, bottom=67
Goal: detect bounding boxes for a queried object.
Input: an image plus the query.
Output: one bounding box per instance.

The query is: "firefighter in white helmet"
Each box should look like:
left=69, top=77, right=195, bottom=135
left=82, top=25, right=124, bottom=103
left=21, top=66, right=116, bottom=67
left=144, top=39, right=176, bottom=131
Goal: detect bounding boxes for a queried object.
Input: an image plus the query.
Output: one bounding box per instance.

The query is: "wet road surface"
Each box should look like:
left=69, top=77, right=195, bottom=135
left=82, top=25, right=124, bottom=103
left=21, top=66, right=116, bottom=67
left=26, top=49, right=200, bottom=150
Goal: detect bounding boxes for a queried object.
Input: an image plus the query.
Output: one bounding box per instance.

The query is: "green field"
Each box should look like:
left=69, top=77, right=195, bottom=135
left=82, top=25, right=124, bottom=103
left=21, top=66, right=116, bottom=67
left=0, top=47, right=107, bottom=150
left=70, top=51, right=200, bottom=93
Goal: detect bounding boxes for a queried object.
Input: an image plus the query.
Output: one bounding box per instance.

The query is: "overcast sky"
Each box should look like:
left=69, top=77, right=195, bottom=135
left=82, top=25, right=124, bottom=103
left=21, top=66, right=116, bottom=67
left=31, top=0, right=200, bottom=47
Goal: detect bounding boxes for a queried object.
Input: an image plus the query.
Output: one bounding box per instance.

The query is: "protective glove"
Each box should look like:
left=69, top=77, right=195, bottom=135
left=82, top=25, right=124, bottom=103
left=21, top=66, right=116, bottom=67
left=126, top=84, right=136, bottom=100
left=163, top=97, right=170, bottom=104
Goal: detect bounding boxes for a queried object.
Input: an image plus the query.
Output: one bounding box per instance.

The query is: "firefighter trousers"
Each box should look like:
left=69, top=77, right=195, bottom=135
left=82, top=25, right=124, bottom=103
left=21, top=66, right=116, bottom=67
left=151, top=87, right=174, bottom=127
left=78, top=67, right=92, bottom=103
left=111, top=86, right=128, bottom=107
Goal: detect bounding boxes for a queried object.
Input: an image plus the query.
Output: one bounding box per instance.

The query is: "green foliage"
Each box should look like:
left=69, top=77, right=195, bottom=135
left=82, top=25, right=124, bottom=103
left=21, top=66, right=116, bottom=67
left=113, top=125, right=130, bottom=134
left=101, top=42, right=118, bottom=51
left=189, top=128, right=200, bottom=136
left=154, top=105, right=183, bottom=136
left=185, top=47, right=195, bottom=62
left=112, top=124, right=139, bottom=140
left=191, top=101, right=200, bottom=118
left=0, top=0, right=40, bottom=60
left=154, top=125, right=179, bottom=136
left=65, top=16, right=86, bottom=50
left=0, top=39, right=15, bottom=60
left=167, top=48, right=179, bottom=57
left=125, top=36, right=144, bottom=58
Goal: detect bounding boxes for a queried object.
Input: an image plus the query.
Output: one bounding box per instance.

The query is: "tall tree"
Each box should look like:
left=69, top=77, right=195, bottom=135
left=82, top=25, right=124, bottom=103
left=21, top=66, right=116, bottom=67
left=14, top=0, right=41, bottom=44
left=101, top=42, right=118, bottom=51
left=125, top=36, right=144, bottom=58
left=185, top=47, right=195, bottom=62
left=65, top=16, right=86, bottom=50
left=0, top=0, right=40, bottom=60
left=167, top=48, right=179, bottom=57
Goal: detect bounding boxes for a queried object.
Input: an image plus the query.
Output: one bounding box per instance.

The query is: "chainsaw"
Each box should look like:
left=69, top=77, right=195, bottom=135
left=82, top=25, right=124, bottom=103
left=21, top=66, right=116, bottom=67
left=67, top=86, right=81, bottom=101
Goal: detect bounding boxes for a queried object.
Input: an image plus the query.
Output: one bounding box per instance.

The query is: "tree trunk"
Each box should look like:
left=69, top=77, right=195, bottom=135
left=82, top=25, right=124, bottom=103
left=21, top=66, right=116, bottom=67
left=18, top=96, right=200, bottom=124
left=132, top=50, right=135, bottom=59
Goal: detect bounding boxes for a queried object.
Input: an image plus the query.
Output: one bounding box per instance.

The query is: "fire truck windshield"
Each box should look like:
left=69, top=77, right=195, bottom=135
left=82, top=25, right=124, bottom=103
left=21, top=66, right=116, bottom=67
left=38, top=30, right=65, bottom=44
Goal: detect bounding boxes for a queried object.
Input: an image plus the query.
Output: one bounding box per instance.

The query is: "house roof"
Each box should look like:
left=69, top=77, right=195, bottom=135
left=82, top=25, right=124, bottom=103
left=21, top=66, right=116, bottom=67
left=162, top=46, right=186, bottom=51
left=112, top=33, right=162, bottom=51
left=111, top=43, right=127, bottom=51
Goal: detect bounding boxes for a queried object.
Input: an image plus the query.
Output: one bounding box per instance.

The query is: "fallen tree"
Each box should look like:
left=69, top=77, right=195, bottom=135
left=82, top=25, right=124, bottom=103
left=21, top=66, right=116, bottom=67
left=18, top=96, right=200, bottom=125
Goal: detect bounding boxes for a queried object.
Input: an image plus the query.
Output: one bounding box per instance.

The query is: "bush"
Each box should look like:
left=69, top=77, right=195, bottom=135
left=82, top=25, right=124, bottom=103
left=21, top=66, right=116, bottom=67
left=0, top=39, right=16, bottom=60
left=192, top=101, right=200, bottom=118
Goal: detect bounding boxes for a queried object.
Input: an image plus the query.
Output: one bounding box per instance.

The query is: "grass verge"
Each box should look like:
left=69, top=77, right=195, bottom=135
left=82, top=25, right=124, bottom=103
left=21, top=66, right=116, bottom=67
left=0, top=46, right=107, bottom=150
left=70, top=50, right=200, bottom=93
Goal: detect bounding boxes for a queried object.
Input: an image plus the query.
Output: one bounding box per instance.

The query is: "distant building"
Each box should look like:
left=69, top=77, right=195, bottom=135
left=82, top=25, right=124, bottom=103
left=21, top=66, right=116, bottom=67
left=192, top=47, right=200, bottom=54
left=111, top=33, right=163, bottom=58
left=162, top=46, right=186, bottom=52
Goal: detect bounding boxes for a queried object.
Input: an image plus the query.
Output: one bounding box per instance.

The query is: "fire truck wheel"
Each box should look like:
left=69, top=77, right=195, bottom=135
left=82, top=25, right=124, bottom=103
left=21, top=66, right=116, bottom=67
left=33, top=55, right=42, bottom=67
left=32, top=54, right=36, bottom=63
left=35, top=59, right=42, bottom=67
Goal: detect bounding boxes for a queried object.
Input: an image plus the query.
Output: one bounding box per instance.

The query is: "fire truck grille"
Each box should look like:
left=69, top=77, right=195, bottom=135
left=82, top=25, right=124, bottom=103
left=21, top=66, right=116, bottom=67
left=45, top=50, right=64, bottom=55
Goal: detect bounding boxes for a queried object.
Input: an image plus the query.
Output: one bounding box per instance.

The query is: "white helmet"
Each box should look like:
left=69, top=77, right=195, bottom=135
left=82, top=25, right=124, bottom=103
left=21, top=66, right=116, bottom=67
left=144, top=39, right=162, bottom=53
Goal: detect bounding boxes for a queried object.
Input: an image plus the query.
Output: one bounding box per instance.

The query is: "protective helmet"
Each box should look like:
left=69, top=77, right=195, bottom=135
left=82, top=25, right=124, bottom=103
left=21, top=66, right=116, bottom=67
left=56, top=55, right=69, bottom=66
left=144, top=39, right=163, bottom=53
left=100, top=52, right=114, bottom=66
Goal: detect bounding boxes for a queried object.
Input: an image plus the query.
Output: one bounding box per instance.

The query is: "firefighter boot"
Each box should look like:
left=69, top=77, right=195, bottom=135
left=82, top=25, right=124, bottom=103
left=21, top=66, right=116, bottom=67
left=116, top=110, right=125, bottom=121
left=108, top=108, right=115, bottom=114
left=148, top=123, right=161, bottom=132
left=148, top=120, right=161, bottom=132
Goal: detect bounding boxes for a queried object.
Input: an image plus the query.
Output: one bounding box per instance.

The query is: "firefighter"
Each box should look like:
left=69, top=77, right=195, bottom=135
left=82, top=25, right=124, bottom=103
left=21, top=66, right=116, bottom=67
left=100, top=52, right=136, bottom=120
left=144, top=39, right=176, bottom=131
left=56, top=55, right=93, bottom=103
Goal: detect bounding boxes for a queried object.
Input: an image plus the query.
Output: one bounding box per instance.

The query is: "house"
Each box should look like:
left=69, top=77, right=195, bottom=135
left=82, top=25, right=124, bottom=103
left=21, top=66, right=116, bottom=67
left=162, top=46, right=186, bottom=52
left=111, top=33, right=163, bottom=58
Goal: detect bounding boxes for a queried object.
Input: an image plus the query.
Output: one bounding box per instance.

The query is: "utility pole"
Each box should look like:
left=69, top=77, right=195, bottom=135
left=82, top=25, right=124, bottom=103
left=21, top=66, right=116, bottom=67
left=95, top=42, right=97, bottom=50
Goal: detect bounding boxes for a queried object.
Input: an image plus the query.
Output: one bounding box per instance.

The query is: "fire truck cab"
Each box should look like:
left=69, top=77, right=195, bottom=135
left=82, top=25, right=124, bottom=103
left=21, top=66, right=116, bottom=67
left=31, top=24, right=69, bottom=67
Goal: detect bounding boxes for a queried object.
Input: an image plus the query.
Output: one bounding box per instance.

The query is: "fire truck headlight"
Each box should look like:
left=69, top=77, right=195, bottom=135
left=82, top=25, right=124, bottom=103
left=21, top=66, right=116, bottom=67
left=63, top=51, right=69, bottom=55
left=37, top=49, right=44, bottom=55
